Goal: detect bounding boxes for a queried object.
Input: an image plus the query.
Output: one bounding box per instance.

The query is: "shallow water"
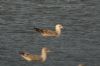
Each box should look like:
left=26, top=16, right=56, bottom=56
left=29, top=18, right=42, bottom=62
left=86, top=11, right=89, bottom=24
left=0, top=0, right=100, bottom=66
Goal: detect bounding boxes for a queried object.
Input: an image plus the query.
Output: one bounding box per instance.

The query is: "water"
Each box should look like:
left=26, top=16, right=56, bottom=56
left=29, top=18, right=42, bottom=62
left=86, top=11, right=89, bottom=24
left=0, top=0, right=100, bottom=66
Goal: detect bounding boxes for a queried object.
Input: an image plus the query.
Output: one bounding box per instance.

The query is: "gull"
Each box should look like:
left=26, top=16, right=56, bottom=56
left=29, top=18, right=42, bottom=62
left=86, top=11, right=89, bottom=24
left=34, top=24, right=63, bottom=37
left=19, top=47, right=50, bottom=62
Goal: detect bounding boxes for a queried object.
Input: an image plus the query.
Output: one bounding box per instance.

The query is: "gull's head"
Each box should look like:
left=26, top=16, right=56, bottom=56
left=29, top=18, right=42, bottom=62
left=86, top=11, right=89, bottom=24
left=56, top=24, right=63, bottom=29
left=42, top=47, right=51, bottom=53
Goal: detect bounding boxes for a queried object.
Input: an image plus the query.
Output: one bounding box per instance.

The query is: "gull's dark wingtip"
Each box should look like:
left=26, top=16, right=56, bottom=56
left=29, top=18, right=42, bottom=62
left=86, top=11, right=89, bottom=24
left=18, top=51, right=25, bottom=55
left=34, top=28, right=43, bottom=33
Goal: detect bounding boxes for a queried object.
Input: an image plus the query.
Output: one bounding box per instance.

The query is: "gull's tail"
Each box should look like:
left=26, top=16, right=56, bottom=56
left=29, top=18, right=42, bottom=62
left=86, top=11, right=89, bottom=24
left=34, top=28, right=43, bottom=33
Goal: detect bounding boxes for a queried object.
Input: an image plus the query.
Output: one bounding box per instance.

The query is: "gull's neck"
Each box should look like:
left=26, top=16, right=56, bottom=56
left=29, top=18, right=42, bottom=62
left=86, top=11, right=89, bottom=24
left=41, top=49, right=47, bottom=62
left=55, top=26, right=61, bottom=36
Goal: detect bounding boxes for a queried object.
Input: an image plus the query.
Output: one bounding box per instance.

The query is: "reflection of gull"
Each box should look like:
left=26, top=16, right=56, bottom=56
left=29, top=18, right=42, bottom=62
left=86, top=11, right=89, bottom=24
left=34, top=24, right=63, bottom=37
left=19, top=47, right=50, bottom=62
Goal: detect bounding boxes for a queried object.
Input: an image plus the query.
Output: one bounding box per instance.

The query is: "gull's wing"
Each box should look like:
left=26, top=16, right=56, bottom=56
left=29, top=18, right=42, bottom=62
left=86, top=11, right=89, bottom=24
left=34, top=28, right=56, bottom=34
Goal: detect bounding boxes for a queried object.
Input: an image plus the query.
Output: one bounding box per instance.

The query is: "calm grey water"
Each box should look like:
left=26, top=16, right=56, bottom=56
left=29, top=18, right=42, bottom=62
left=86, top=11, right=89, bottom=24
left=0, top=0, right=100, bottom=66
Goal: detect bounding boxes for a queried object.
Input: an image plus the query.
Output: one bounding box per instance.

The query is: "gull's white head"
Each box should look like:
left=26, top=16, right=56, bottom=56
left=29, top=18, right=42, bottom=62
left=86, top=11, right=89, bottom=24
left=42, top=47, right=51, bottom=53
left=56, top=24, right=63, bottom=29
